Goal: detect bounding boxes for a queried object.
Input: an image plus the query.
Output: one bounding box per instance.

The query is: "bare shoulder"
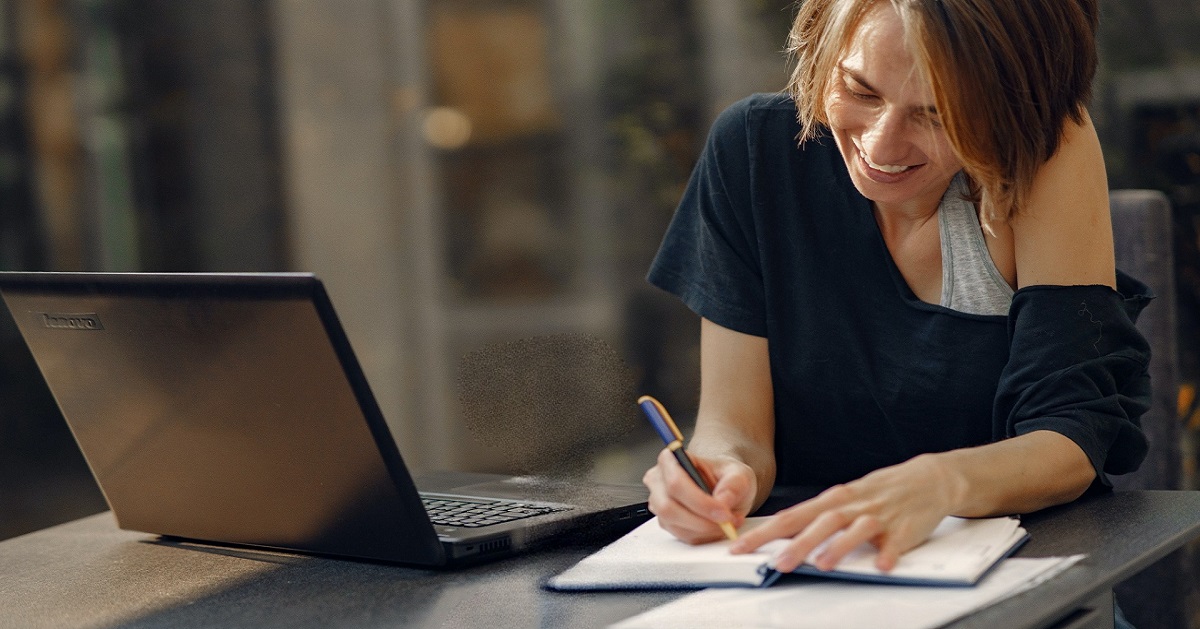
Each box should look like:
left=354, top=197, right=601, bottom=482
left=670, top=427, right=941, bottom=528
left=1007, top=113, right=1116, bottom=289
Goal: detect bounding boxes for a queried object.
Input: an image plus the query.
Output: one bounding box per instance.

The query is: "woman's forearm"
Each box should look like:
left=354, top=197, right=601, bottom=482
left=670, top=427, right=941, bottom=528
left=934, top=430, right=1095, bottom=517
left=690, top=318, right=778, bottom=510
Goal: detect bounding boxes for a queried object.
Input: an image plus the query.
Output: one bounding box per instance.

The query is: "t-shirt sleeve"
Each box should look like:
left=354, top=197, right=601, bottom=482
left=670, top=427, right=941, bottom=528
left=646, top=98, right=767, bottom=337
left=994, top=270, right=1154, bottom=483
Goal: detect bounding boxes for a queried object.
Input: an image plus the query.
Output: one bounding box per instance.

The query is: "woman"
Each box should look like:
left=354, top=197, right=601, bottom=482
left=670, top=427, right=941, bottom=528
left=642, top=0, right=1151, bottom=579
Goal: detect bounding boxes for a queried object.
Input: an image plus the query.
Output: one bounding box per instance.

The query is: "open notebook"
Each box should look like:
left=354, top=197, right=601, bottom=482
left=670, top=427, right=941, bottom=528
left=546, top=515, right=1028, bottom=590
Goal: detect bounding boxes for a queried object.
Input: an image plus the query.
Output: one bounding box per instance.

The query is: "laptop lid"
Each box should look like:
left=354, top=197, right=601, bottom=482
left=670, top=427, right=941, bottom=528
left=0, top=272, right=646, bottom=566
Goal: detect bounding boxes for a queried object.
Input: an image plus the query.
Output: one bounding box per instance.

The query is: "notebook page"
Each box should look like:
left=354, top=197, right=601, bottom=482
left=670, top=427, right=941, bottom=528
left=797, top=515, right=1027, bottom=584
left=546, top=518, right=780, bottom=589
left=547, top=515, right=1025, bottom=590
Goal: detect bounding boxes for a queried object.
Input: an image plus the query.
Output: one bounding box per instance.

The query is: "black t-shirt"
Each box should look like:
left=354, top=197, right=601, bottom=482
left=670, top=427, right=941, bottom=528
left=648, top=93, right=1151, bottom=487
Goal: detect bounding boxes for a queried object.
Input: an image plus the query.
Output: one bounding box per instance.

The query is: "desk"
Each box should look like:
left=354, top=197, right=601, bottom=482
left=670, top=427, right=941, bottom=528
left=1, top=490, right=1198, bottom=629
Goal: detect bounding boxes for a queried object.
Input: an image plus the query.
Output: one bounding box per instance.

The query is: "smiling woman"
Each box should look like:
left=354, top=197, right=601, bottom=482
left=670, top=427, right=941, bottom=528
left=790, top=0, right=1100, bottom=224
left=639, top=6, right=1151, bottom=627
left=820, top=6, right=964, bottom=227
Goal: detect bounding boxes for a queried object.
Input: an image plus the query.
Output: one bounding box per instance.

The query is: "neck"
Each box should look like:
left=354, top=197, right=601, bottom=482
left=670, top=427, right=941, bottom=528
left=873, top=200, right=939, bottom=240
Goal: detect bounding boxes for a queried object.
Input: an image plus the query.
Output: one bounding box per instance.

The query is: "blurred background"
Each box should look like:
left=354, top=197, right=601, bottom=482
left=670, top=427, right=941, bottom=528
left=0, top=0, right=1199, bottom=620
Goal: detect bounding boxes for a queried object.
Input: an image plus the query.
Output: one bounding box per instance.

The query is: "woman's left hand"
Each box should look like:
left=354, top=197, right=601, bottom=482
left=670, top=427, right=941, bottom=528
left=729, top=453, right=962, bottom=572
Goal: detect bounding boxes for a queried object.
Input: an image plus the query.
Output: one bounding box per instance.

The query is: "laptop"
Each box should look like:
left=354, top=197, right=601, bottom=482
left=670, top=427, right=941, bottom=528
left=0, top=272, right=650, bottom=567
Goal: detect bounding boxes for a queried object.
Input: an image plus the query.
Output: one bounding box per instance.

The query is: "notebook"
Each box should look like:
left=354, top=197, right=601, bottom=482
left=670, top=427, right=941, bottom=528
left=609, top=556, right=1084, bottom=629
left=546, top=515, right=1028, bottom=590
left=0, top=271, right=650, bottom=567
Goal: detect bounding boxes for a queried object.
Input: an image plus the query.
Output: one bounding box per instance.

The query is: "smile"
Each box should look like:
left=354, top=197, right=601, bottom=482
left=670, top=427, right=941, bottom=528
left=858, top=149, right=911, bottom=174
left=850, top=138, right=917, bottom=175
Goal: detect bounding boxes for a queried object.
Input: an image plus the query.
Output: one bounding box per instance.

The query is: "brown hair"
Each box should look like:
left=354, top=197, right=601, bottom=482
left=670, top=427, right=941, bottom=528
left=787, top=0, right=1099, bottom=220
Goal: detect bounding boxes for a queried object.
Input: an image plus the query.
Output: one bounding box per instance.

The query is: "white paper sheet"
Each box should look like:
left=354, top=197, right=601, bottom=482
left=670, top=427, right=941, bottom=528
left=610, top=555, right=1085, bottom=629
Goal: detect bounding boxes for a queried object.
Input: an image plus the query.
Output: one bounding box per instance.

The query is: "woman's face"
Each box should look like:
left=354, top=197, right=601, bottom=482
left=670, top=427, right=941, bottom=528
left=824, top=2, right=963, bottom=216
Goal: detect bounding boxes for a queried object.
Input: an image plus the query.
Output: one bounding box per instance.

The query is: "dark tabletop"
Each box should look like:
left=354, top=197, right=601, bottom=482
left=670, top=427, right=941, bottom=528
left=2, top=490, right=1198, bottom=629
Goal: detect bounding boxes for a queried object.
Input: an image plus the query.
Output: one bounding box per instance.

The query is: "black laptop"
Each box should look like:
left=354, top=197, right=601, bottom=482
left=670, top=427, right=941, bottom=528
left=0, top=272, right=649, bottom=566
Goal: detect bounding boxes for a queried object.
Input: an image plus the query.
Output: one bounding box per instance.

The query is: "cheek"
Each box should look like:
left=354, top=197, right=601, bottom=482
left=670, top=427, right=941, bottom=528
left=824, top=92, right=866, bottom=132
left=925, top=135, right=963, bottom=169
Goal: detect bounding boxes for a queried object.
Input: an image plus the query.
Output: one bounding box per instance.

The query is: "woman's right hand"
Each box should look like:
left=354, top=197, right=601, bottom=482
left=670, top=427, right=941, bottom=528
left=643, top=317, right=775, bottom=544
left=642, top=447, right=757, bottom=544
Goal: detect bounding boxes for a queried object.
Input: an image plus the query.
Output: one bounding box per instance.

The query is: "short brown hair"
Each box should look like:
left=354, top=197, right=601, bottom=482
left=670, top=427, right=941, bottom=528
left=787, top=0, right=1099, bottom=220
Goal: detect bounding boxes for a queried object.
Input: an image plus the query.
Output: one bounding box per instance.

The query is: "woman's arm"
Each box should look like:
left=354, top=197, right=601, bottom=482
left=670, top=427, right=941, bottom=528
left=642, top=318, right=777, bottom=544
left=733, top=114, right=1113, bottom=571
left=1009, top=111, right=1115, bottom=289
left=953, top=111, right=1113, bottom=510
left=691, top=318, right=778, bottom=509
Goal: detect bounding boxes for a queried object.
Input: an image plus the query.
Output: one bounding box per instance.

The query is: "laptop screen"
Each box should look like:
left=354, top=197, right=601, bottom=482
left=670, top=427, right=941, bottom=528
left=0, top=273, right=444, bottom=564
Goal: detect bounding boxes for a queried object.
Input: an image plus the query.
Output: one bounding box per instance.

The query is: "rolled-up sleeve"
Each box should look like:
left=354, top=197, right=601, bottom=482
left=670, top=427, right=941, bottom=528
left=993, top=271, right=1154, bottom=482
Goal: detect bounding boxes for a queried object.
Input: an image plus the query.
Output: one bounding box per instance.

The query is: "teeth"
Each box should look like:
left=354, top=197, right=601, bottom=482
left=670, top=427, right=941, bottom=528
left=860, top=150, right=911, bottom=173
left=852, top=140, right=912, bottom=174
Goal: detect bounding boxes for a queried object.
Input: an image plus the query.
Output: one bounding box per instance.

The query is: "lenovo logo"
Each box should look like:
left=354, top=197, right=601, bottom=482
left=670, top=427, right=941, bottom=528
left=39, top=313, right=104, bottom=330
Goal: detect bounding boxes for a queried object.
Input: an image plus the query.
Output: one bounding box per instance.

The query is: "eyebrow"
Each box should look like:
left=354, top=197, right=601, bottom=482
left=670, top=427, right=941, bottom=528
left=838, top=63, right=940, bottom=117
left=839, top=64, right=879, bottom=95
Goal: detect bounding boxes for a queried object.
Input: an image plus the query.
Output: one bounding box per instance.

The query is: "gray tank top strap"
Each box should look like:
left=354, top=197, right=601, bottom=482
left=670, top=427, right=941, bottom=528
left=938, top=173, right=1014, bottom=315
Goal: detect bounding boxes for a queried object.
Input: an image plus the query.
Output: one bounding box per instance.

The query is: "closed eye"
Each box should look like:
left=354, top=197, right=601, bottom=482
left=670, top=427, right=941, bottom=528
left=848, top=87, right=878, bottom=102
left=841, top=76, right=878, bottom=102
left=916, top=108, right=943, bottom=129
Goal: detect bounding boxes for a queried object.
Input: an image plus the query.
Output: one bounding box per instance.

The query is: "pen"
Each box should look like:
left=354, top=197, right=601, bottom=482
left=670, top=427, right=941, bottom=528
left=638, top=395, right=739, bottom=541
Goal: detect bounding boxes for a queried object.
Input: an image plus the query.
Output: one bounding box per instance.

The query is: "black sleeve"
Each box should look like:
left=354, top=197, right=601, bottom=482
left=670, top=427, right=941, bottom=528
left=646, top=97, right=767, bottom=337
left=993, top=270, right=1154, bottom=483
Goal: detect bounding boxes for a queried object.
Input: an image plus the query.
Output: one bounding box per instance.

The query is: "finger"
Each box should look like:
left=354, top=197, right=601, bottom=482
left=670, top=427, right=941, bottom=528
left=874, top=525, right=923, bottom=572
left=645, top=452, right=737, bottom=544
left=659, top=449, right=739, bottom=522
left=709, top=465, right=754, bottom=517
left=655, top=507, right=731, bottom=544
left=651, top=448, right=708, bottom=501
left=769, top=509, right=855, bottom=573
left=812, top=514, right=881, bottom=570
left=692, top=455, right=720, bottom=491
left=730, top=510, right=802, bottom=553
left=730, top=500, right=824, bottom=553
left=645, top=461, right=710, bottom=520
left=644, top=480, right=731, bottom=544
left=876, top=544, right=901, bottom=572
left=734, top=482, right=865, bottom=548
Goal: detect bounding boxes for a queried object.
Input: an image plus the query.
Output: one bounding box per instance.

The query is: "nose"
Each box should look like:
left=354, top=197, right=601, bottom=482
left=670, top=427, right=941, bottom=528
left=859, top=107, right=911, bottom=165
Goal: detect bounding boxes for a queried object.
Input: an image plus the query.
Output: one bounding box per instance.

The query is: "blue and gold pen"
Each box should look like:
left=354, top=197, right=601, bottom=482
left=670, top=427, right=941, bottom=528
left=638, top=395, right=739, bottom=541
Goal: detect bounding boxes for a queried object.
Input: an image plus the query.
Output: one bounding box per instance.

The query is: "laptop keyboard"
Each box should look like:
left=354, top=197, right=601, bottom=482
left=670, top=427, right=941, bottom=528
left=421, top=496, right=571, bottom=529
